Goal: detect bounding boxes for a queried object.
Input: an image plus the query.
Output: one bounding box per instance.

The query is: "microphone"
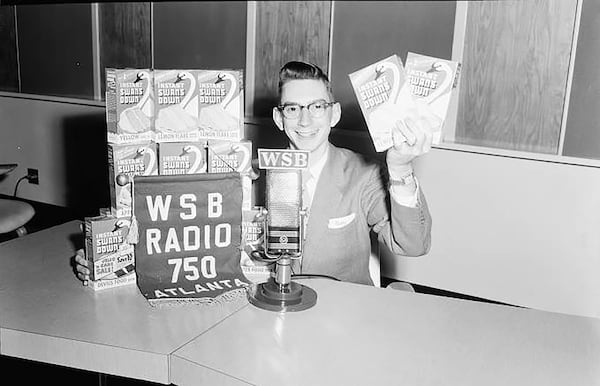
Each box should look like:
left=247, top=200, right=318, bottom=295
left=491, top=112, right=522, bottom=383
left=265, top=169, right=302, bottom=258
left=247, top=149, right=317, bottom=312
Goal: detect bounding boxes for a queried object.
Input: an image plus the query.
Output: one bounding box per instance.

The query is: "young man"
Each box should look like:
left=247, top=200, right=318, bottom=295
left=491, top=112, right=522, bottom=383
left=269, top=61, right=432, bottom=285
left=75, top=61, right=433, bottom=286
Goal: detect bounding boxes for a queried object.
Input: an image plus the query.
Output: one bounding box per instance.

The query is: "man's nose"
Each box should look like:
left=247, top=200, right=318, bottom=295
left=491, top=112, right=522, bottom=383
left=298, top=106, right=312, bottom=125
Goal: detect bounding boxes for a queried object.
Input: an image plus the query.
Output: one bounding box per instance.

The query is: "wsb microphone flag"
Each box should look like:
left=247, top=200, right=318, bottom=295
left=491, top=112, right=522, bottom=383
left=133, top=172, right=248, bottom=305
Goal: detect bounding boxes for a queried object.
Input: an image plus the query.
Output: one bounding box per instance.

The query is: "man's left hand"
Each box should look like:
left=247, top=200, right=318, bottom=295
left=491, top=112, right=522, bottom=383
left=386, top=113, right=436, bottom=177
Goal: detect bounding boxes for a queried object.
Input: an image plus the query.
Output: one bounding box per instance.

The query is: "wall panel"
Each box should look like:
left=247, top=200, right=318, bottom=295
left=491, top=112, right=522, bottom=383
left=99, top=2, right=152, bottom=96
left=455, top=0, right=577, bottom=154
left=562, top=0, right=600, bottom=160
left=17, top=4, right=94, bottom=99
left=330, top=1, right=456, bottom=132
left=153, top=1, right=246, bottom=70
left=0, top=6, right=18, bottom=92
left=253, top=1, right=331, bottom=117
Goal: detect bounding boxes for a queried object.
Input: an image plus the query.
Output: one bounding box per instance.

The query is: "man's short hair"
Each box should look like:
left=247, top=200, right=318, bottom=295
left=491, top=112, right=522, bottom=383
left=278, top=61, right=333, bottom=100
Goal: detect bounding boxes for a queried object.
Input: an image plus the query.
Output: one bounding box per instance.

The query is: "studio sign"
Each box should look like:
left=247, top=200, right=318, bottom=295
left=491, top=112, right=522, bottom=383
left=133, top=173, right=247, bottom=302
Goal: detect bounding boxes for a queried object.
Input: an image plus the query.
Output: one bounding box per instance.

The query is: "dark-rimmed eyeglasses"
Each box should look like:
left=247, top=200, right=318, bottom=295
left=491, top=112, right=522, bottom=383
left=276, top=100, right=336, bottom=119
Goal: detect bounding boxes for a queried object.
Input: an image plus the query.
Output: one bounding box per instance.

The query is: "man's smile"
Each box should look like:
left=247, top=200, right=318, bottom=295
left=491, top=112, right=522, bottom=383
left=295, top=129, right=320, bottom=138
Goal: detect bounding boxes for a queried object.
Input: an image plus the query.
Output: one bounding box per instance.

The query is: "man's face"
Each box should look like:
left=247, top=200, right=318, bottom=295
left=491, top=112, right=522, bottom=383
left=273, top=79, right=341, bottom=154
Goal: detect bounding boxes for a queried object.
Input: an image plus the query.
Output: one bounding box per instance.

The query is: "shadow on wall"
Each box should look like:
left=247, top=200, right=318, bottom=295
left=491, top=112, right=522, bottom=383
left=252, top=94, right=279, bottom=119
left=62, top=112, right=110, bottom=217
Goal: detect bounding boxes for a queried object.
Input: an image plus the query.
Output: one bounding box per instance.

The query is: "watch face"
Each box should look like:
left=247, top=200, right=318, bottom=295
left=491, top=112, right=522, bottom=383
left=391, top=172, right=415, bottom=186
left=402, top=173, right=415, bottom=184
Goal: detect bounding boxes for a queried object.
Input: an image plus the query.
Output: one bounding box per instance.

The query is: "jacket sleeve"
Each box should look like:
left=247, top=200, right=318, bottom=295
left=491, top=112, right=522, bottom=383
left=362, top=165, right=432, bottom=257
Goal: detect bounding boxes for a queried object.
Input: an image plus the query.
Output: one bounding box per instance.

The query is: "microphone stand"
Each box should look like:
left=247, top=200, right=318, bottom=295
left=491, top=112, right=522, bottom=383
left=247, top=210, right=317, bottom=312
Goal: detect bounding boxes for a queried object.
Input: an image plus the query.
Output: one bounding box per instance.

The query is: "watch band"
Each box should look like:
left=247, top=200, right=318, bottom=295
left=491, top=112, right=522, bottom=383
left=389, top=171, right=415, bottom=187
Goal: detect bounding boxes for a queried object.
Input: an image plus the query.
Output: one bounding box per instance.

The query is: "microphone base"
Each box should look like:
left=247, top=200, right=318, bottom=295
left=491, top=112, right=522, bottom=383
left=247, top=278, right=317, bottom=312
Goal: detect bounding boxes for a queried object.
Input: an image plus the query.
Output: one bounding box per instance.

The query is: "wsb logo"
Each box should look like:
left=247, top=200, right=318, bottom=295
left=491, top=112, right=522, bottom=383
left=258, top=149, right=309, bottom=170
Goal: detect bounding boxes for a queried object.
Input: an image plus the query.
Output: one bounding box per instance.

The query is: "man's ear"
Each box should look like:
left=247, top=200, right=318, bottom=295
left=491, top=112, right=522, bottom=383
left=273, top=107, right=284, bottom=132
left=330, top=102, right=341, bottom=127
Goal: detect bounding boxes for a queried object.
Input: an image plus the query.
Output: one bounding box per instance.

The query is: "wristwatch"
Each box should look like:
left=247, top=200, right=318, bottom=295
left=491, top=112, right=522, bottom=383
left=389, top=171, right=415, bottom=187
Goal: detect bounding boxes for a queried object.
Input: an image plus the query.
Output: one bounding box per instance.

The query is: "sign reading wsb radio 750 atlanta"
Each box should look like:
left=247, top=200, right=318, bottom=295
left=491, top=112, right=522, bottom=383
left=133, top=173, right=247, bottom=302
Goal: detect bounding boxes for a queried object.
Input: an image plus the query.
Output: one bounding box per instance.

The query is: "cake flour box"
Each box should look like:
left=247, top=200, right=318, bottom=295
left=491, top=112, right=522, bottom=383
left=84, top=215, right=136, bottom=291
left=108, top=142, right=158, bottom=218
left=240, top=209, right=270, bottom=283
left=405, top=52, right=461, bottom=144
left=154, top=70, right=203, bottom=142
left=197, top=70, right=244, bottom=141
left=106, top=69, right=154, bottom=144
left=158, top=142, right=207, bottom=175
left=207, top=140, right=252, bottom=210
left=349, top=55, right=420, bottom=152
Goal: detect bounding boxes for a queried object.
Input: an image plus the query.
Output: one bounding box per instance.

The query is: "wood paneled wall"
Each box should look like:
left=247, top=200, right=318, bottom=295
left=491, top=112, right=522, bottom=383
left=153, top=1, right=246, bottom=70
left=0, top=6, right=18, bottom=92
left=456, top=0, right=577, bottom=154
left=253, top=1, right=331, bottom=116
left=562, top=0, right=600, bottom=160
left=99, top=2, right=152, bottom=96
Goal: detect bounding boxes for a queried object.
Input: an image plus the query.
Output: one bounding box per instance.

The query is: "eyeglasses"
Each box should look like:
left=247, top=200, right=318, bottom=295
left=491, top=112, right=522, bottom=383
left=276, top=100, right=336, bottom=119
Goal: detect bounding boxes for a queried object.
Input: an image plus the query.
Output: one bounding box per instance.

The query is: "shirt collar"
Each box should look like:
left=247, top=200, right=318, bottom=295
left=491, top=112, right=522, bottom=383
left=308, top=144, right=328, bottom=182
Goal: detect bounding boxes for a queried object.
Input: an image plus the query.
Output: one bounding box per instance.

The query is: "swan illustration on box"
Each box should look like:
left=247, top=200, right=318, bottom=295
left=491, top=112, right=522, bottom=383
left=111, top=143, right=157, bottom=217
left=197, top=70, right=243, bottom=140
left=181, top=144, right=207, bottom=174
left=118, top=71, right=153, bottom=134
left=155, top=70, right=200, bottom=135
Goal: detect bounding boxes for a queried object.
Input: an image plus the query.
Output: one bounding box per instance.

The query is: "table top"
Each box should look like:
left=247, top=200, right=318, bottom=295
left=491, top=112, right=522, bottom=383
left=3, top=220, right=600, bottom=386
left=0, top=220, right=248, bottom=384
left=172, top=279, right=600, bottom=386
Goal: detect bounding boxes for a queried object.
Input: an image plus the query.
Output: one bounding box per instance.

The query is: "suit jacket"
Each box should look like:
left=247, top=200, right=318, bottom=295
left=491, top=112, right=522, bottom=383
left=300, top=143, right=432, bottom=285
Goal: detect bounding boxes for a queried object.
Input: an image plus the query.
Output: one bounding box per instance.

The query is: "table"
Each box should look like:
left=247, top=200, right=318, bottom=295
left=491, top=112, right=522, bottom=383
left=171, top=279, right=600, bottom=386
left=0, top=220, right=247, bottom=384
left=2, top=220, right=600, bottom=385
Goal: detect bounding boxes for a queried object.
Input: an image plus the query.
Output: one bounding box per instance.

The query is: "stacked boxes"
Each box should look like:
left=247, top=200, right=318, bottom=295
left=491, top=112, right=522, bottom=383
left=84, top=214, right=136, bottom=291
left=94, top=67, right=251, bottom=290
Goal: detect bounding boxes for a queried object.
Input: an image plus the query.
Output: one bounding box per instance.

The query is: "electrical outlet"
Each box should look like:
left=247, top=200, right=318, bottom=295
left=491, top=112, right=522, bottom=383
left=27, top=168, right=39, bottom=185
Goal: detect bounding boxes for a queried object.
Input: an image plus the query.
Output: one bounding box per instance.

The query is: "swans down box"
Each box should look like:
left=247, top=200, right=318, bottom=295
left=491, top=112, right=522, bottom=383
left=108, top=142, right=158, bottom=218
left=154, top=69, right=244, bottom=142
left=349, top=55, right=417, bottom=152
left=106, top=68, right=155, bottom=144
left=154, top=70, right=202, bottom=143
left=207, top=140, right=252, bottom=210
left=158, top=142, right=207, bottom=175
left=84, top=214, right=136, bottom=291
left=405, top=52, right=461, bottom=144
left=197, top=70, right=244, bottom=142
left=240, top=209, right=270, bottom=283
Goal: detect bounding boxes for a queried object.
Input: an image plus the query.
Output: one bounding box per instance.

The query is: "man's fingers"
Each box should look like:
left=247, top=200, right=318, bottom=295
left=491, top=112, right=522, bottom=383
left=394, top=120, right=416, bottom=147
left=76, top=263, right=90, bottom=276
left=404, top=116, right=432, bottom=153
